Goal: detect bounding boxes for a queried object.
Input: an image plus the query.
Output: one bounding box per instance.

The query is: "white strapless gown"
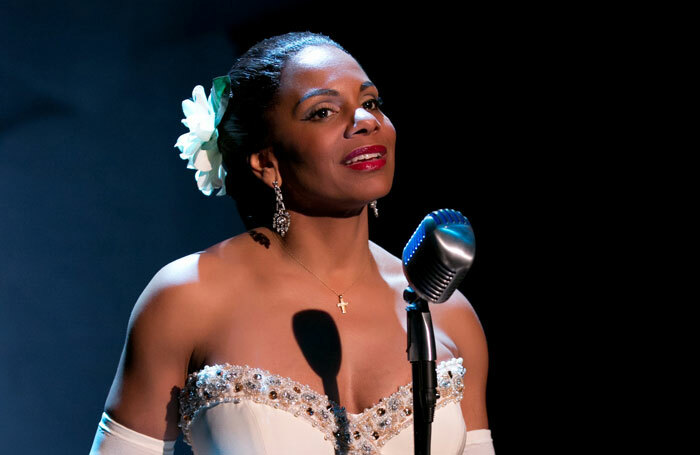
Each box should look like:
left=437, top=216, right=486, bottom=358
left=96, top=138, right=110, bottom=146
left=178, top=357, right=468, bottom=454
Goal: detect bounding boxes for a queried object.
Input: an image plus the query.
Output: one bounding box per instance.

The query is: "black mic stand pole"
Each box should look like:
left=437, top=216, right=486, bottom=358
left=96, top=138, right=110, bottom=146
left=403, top=287, right=437, bottom=455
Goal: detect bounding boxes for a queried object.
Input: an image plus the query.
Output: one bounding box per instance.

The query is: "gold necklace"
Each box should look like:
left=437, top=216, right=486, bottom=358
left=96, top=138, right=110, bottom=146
left=271, top=233, right=370, bottom=314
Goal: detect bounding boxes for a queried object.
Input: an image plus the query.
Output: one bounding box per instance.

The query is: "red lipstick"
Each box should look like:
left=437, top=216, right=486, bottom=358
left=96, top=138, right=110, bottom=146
left=343, top=145, right=387, bottom=163
left=342, top=145, right=387, bottom=171
left=346, top=158, right=386, bottom=171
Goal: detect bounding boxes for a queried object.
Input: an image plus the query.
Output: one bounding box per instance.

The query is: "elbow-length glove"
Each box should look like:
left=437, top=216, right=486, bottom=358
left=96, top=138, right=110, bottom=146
left=463, top=429, right=496, bottom=455
left=89, top=412, right=176, bottom=455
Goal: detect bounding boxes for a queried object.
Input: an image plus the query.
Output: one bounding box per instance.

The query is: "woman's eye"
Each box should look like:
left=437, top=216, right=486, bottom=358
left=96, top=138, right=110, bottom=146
left=307, top=107, right=335, bottom=120
left=306, top=97, right=384, bottom=121
left=363, top=97, right=384, bottom=110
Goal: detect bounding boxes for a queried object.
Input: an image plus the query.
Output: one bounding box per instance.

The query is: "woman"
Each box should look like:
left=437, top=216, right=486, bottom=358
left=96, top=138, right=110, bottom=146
left=90, top=32, right=494, bottom=454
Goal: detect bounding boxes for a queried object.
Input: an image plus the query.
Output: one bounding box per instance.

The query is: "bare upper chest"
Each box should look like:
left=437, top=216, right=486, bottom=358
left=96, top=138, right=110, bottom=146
left=190, top=255, right=457, bottom=414
left=189, top=239, right=457, bottom=413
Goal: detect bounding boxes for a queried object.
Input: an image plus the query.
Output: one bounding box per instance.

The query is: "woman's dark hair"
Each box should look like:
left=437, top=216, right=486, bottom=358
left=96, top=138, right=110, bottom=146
left=218, top=31, right=349, bottom=230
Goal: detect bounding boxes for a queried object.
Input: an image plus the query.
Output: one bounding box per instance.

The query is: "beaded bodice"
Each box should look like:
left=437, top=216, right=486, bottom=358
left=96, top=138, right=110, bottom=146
left=178, top=357, right=466, bottom=455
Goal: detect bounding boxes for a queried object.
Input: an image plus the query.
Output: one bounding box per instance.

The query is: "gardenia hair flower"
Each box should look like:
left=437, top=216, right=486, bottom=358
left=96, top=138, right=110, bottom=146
left=174, top=76, right=231, bottom=196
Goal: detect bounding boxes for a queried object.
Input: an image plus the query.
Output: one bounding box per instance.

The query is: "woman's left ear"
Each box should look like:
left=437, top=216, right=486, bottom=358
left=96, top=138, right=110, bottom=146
left=248, top=146, right=281, bottom=188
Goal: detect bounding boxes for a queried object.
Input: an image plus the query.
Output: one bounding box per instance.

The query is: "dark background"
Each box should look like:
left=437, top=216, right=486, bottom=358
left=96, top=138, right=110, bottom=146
left=1, top=0, right=603, bottom=453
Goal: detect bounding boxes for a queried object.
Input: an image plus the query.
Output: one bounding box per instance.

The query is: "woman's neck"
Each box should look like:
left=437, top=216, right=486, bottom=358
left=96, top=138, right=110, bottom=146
left=265, top=205, right=373, bottom=283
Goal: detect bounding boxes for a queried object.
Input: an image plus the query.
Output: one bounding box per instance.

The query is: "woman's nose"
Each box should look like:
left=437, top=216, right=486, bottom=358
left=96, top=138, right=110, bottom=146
left=346, top=107, right=380, bottom=137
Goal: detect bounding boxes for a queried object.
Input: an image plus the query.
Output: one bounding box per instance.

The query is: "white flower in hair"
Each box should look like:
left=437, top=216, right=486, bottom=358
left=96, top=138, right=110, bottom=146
left=174, top=79, right=230, bottom=196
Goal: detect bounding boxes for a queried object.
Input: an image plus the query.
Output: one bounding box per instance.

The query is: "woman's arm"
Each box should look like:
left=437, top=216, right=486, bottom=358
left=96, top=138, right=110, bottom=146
left=89, top=411, right=176, bottom=454
left=91, top=259, right=203, bottom=451
left=431, top=290, right=495, bottom=453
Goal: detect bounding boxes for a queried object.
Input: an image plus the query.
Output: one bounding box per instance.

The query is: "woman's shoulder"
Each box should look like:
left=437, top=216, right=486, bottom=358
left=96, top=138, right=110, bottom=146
left=155, top=230, right=264, bottom=286
left=133, top=231, right=261, bottom=315
left=128, top=253, right=212, bottom=335
left=368, top=239, right=404, bottom=279
left=198, top=229, right=279, bottom=284
left=367, top=239, right=484, bottom=344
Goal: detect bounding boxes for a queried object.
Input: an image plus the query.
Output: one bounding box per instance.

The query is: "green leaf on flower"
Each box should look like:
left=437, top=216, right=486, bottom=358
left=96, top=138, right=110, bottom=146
left=211, top=75, right=231, bottom=127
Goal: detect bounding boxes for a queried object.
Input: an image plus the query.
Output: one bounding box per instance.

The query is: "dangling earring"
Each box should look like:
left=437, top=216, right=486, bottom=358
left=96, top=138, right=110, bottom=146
left=369, top=200, right=379, bottom=218
left=272, top=179, right=291, bottom=237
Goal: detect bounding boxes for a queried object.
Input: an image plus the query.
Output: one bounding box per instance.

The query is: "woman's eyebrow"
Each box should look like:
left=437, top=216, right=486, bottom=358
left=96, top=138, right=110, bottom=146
left=294, top=81, right=376, bottom=113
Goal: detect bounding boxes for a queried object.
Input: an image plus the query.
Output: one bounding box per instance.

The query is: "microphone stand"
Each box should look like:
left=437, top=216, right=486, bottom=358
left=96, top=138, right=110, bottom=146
left=403, top=287, right=437, bottom=455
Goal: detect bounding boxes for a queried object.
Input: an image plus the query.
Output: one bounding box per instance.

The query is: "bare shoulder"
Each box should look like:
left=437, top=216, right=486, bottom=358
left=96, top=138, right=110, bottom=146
left=429, top=289, right=486, bottom=354
left=368, top=240, right=489, bottom=428
left=127, top=229, right=267, bottom=355
left=430, top=289, right=489, bottom=430
left=200, top=229, right=275, bottom=276
left=368, top=240, right=405, bottom=284
left=144, top=230, right=264, bottom=303
left=104, top=232, right=263, bottom=440
left=133, top=229, right=274, bottom=330
left=368, top=240, right=486, bottom=351
left=130, top=250, right=221, bottom=328
left=103, top=252, right=206, bottom=440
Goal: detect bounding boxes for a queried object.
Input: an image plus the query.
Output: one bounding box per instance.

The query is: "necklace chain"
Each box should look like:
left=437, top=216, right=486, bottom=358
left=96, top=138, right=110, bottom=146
left=271, top=232, right=370, bottom=313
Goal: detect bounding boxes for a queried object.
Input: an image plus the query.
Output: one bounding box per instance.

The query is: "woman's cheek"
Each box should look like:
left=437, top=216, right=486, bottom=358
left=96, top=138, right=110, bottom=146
left=384, top=116, right=396, bottom=136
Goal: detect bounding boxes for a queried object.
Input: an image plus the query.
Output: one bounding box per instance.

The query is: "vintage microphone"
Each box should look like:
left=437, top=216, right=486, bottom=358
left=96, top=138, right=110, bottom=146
left=402, top=209, right=476, bottom=455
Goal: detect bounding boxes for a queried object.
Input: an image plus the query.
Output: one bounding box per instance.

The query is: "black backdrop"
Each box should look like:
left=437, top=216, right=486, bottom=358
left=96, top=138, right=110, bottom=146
left=0, top=1, right=601, bottom=453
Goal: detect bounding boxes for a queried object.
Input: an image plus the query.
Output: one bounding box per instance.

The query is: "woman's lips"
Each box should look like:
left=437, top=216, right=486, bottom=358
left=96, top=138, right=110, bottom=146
left=342, top=145, right=387, bottom=164
left=342, top=145, right=387, bottom=171
left=343, top=145, right=386, bottom=171
left=345, top=157, right=387, bottom=171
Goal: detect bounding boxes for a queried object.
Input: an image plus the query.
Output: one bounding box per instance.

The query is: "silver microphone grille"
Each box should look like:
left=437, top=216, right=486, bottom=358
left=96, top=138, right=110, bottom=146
left=402, top=209, right=476, bottom=303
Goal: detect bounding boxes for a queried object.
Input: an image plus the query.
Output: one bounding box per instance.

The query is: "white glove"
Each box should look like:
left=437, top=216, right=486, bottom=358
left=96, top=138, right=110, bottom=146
left=89, top=412, right=176, bottom=455
left=463, top=429, right=495, bottom=455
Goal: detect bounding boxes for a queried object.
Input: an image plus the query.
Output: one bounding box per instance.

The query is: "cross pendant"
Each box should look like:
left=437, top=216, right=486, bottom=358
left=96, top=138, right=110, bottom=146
left=337, top=295, right=349, bottom=314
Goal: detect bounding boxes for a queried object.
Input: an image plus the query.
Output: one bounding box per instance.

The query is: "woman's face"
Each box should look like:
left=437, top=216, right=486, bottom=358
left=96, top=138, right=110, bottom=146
left=266, top=45, right=396, bottom=217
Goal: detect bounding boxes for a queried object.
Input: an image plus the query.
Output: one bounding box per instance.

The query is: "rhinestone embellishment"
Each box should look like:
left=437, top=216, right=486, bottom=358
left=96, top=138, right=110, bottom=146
left=179, top=358, right=466, bottom=454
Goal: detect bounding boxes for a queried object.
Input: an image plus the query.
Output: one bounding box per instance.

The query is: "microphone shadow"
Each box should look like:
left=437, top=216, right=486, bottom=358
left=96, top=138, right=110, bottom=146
left=292, top=310, right=352, bottom=453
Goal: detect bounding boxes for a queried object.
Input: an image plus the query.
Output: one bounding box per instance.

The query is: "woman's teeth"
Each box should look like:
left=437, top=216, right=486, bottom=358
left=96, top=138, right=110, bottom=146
left=345, top=153, right=383, bottom=165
